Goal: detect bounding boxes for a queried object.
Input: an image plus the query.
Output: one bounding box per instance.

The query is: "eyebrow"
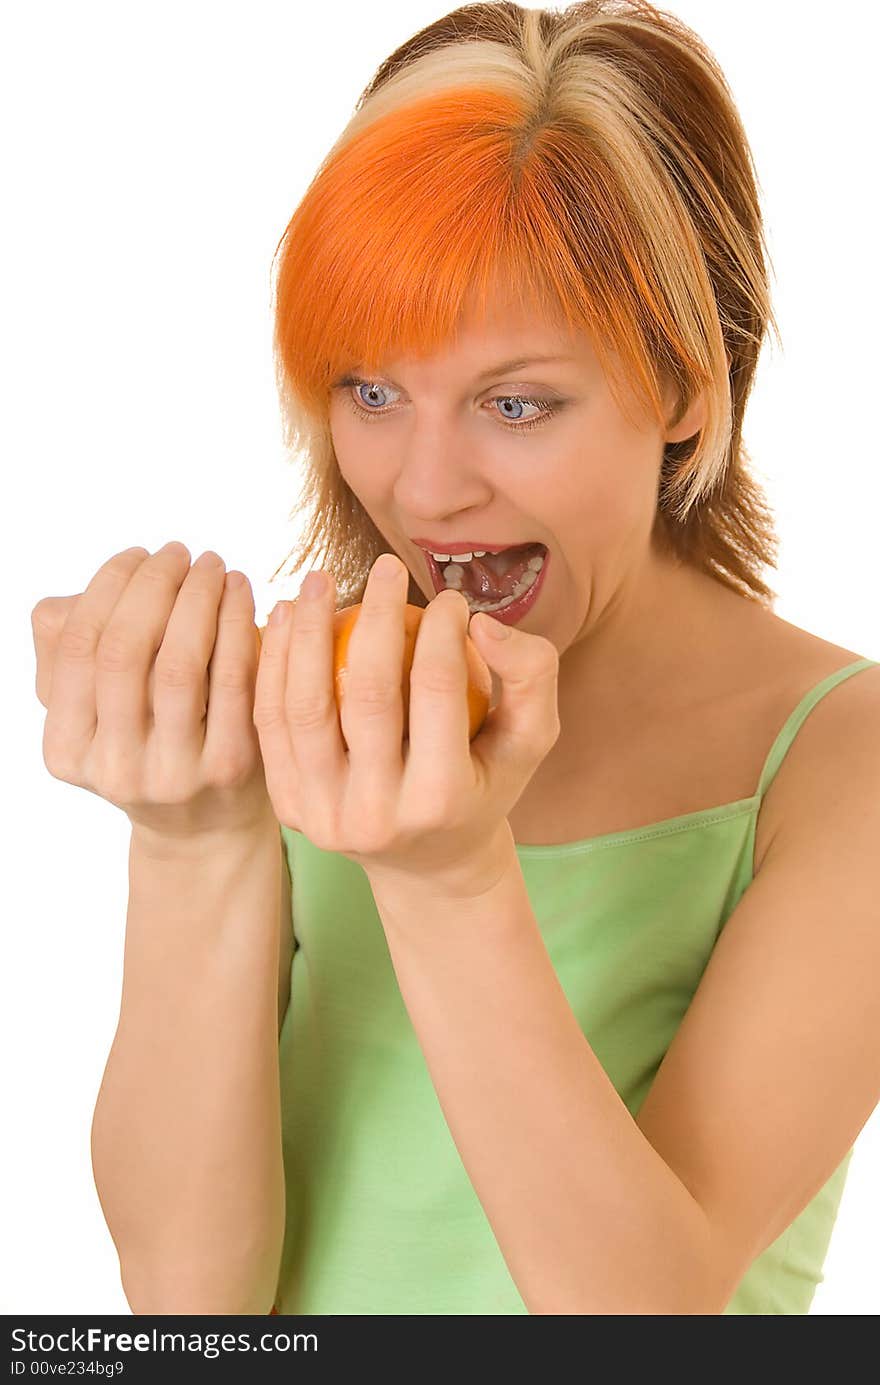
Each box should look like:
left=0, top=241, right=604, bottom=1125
left=340, top=354, right=575, bottom=387
left=472, top=355, right=574, bottom=380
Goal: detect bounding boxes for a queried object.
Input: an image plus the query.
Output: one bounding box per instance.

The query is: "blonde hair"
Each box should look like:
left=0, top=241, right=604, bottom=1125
left=270, top=0, right=781, bottom=611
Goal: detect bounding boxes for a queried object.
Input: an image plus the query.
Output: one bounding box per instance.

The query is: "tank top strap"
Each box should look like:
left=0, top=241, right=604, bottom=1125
left=756, top=657, right=880, bottom=798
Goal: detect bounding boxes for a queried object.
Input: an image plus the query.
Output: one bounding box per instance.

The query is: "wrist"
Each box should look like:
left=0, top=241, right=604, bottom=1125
left=129, top=812, right=280, bottom=865
left=366, top=819, right=519, bottom=910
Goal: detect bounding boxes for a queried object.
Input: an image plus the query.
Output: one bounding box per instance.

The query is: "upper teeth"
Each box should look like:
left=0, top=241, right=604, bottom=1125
left=429, top=549, right=487, bottom=563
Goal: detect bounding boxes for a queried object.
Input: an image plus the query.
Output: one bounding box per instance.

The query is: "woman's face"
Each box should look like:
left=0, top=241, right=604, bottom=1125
left=327, top=283, right=703, bottom=670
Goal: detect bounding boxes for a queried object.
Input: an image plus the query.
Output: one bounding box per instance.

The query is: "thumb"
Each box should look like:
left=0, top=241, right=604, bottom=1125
left=467, top=612, right=561, bottom=771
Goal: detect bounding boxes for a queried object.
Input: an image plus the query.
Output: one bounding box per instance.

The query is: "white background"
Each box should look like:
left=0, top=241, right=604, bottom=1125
left=3, top=1, right=877, bottom=1315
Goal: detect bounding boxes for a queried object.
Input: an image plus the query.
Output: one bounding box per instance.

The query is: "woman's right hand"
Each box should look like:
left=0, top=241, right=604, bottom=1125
left=31, top=541, right=276, bottom=848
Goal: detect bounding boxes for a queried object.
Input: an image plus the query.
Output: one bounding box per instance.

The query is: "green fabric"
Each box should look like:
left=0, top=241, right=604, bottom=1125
left=275, top=656, right=877, bottom=1314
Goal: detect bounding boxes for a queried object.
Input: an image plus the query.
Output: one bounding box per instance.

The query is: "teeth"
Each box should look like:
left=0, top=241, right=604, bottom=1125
left=440, top=551, right=544, bottom=612
left=429, top=549, right=486, bottom=562
left=443, top=564, right=466, bottom=590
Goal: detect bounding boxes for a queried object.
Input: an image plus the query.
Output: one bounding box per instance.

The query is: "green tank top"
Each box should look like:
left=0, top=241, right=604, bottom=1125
left=274, top=656, right=877, bottom=1315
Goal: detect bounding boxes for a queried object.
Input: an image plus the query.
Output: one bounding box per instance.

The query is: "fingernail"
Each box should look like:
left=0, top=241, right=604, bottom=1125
left=269, top=600, right=291, bottom=626
left=373, top=553, right=402, bottom=581
left=299, top=570, right=326, bottom=601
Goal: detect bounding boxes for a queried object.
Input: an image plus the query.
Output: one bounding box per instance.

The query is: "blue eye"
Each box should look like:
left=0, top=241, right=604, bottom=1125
left=334, top=375, right=562, bottom=433
left=355, top=380, right=395, bottom=410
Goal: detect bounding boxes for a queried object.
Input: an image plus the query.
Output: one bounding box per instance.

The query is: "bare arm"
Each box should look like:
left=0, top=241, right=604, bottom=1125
left=90, top=820, right=287, bottom=1315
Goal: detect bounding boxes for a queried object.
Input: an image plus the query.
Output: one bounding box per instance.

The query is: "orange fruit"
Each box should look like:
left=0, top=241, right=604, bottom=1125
left=256, top=601, right=492, bottom=745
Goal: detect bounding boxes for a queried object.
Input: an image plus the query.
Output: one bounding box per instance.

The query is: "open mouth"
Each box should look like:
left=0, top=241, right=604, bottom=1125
left=423, top=541, right=549, bottom=621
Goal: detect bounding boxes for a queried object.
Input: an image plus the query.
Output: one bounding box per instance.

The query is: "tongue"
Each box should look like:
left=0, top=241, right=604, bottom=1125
left=455, top=542, right=543, bottom=602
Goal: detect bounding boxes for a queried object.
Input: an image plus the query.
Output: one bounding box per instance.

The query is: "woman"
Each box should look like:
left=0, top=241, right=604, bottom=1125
left=36, top=1, right=879, bottom=1314
left=262, top=0, right=880, bottom=1314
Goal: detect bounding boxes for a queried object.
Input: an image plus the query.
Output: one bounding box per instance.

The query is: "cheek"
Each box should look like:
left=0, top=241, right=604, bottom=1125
left=330, top=404, right=397, bottom=469
left=550, top=455, right=621, bottom=552
left=586, top=468, right=644, bottom=536
left=330, top=413, right=378, bottom=499
left=555, top=425, right=656, bottom=551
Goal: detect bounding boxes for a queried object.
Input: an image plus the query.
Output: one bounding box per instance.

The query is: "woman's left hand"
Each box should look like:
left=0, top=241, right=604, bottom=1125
left=252, top=552, right=561, bottom=898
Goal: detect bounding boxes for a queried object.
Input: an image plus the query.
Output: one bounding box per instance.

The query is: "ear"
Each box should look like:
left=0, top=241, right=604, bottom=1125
left=665, top=388, right=706, bottom=444
left=663, top=351, right=733, bottom=444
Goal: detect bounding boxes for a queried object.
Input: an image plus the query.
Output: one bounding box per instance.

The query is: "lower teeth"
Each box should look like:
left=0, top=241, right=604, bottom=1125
left=442, top=553, right=544, bottom=612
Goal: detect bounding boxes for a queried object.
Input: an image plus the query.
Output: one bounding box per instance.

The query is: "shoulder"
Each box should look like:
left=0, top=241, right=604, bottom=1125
left=756, top=627, right=880, bottom=862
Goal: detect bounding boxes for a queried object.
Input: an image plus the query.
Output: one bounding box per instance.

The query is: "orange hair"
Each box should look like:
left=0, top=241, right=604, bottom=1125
left=270, top=1, right=780, bottom=611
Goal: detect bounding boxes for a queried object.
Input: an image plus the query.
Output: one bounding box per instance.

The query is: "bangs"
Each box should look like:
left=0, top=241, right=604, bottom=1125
left=272, top=87, right=667, bottom=426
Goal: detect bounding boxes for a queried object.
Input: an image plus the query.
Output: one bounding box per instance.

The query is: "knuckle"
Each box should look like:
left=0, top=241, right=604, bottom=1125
left=409, top=797, right=451, bottom=834
left=345, top=672, right=399, bottom=712
left=41, top=740, right=79, bottom=783
left=286, top=691, right=335, bottom=729
left=141, top=561, right=178, bottom=591
left=252, top=700, right=287, bottom=731
left=31, top=598, right=55, bottom=627
left=340, top=804, right=395, bottom=856
left=153, top=654, right=204, bottom=689
left=207, top=752, right=252, bottom=789
left=135, top=761, right=195, bottom=807
left=410, top=660, right=461, bottom=696
left=266, top=787, right=298, bottom=827
left=431, top=784, right=466, bottom=827
left=347, top=827, right=392, bottom=856
left=87, top=746, right=139, bottom=804
left=356, top=603, right=396, bottom=632
left=400, top=780, right=455, bottom=831
left=206, top=662, right=251, bottom=695
left=304, top=827, right=334, bottom=854
left=100, top=772, right=140, bottom=807
left=95, top=627, right=137, bottom=672
left=295, top=811, right=338, bottom=854
left=60, top=619, right=103, bottom=662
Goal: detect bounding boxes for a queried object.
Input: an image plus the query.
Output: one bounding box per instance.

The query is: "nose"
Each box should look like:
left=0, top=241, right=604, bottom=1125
left=393, top=425, right=494, bottom=520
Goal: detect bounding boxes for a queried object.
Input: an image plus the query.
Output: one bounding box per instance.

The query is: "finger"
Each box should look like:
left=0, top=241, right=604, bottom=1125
left=343, top=554, right=407, bottom=814
left=202, top=571, right=263, bottom=768
left=466, top=614, right=562, bottom=782
left=41, top=547, right=151, bottom=768
left=253, top=595, right=301, bottom=822
left=281, top=571, right=348, bottom=837
left=151, top=550, right=230, bottom=758
left=94, top=541, right=193, bottom=746
left=31, top=595, right=81, bottom=708
left=401, top=586, right=472, bottom=800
